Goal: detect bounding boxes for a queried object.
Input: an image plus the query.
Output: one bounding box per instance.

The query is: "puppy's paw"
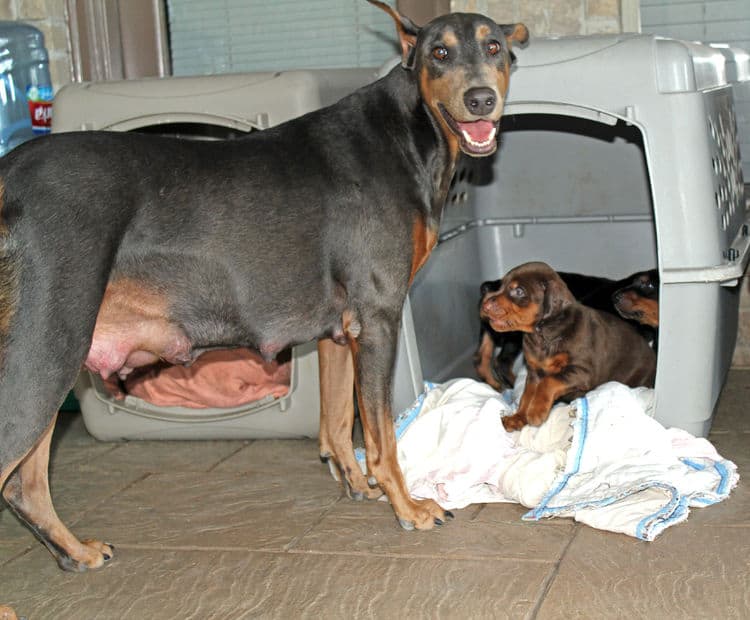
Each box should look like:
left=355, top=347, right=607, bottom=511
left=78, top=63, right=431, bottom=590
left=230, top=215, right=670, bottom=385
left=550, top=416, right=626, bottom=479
left=502, top=413, right=527, bottom=432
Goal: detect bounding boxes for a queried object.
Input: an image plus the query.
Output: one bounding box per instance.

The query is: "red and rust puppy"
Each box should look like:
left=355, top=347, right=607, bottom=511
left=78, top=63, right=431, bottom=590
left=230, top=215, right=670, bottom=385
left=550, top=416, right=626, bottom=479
left=613, top=269, right=660, bottom=328
left=476, top=270, right=658, bottom=390
left=481, top=262, right=656, bottom=431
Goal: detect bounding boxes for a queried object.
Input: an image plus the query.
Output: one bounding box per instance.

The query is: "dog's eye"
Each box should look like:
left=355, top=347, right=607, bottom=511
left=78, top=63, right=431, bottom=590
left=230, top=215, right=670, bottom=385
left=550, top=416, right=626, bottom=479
left=487, top=41, right=501, bottom=56
left=509, top=286, right=525, bottom=299
left=432, top=46, right=449, bottom=61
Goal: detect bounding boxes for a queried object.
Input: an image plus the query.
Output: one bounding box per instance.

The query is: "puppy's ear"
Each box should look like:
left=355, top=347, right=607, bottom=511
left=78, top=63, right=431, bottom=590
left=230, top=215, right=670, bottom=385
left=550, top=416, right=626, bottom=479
left=540, top=275, right=573, bottom=321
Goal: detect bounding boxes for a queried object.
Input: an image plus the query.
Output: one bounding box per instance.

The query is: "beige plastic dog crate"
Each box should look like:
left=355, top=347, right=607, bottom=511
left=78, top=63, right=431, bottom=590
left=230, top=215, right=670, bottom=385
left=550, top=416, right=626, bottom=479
left=53, top=68, right=396, bottom=440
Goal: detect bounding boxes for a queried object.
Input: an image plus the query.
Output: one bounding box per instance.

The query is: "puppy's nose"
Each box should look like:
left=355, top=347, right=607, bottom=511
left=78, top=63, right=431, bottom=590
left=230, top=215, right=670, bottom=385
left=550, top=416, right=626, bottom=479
left=464, top=87, right=497, bottom=116
left=482, top=297, right=501, bottom=316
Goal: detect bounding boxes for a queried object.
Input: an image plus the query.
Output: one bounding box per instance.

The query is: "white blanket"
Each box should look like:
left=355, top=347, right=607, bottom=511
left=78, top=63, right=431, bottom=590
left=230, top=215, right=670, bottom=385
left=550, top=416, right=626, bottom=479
left=353, top=378, right=738, bottom=541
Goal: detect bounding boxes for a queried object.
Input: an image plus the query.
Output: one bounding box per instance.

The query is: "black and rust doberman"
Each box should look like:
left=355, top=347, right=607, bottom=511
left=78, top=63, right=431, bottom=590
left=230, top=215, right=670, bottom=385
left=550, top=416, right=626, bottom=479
left=481, top=262, right=656, bottom=431
left=0, top=1, right=528, bottom=570
left=475, top=269, right=658, bottom=389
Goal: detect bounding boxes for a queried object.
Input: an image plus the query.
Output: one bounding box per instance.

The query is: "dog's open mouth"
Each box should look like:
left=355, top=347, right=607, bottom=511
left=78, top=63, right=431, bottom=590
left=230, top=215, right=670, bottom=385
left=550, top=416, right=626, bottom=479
left=440, top=106, right=498, bottom=156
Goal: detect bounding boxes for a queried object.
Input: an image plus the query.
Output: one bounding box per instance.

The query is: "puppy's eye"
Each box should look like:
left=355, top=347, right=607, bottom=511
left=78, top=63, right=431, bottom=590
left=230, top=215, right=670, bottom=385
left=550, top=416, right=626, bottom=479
left=487, top=40, right=501, bottom=56
left=509, top=286, right=525, bottom=299
left=432, top=46, right=449, bottom=61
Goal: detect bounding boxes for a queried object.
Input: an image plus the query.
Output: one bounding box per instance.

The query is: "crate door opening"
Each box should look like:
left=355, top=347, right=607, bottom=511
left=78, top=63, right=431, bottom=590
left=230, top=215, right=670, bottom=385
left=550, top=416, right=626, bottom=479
left=408, top=111, right=658, bottom=385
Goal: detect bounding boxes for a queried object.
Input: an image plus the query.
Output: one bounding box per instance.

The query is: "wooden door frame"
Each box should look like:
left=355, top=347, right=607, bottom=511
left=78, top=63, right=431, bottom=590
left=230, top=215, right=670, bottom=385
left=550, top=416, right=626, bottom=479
left=66, top=0, right=171, bottom=82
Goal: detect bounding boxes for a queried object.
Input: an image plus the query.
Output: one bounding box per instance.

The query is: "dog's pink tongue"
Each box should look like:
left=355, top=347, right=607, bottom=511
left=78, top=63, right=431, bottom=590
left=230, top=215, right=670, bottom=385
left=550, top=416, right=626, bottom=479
left=458, top=119, right=495, bottom=142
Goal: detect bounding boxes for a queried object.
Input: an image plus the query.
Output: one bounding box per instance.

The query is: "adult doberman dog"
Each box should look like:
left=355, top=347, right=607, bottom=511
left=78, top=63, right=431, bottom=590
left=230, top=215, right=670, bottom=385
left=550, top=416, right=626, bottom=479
left=481, top=262, right=656, bottom=431
left=0, top=2, right=528, bottom=570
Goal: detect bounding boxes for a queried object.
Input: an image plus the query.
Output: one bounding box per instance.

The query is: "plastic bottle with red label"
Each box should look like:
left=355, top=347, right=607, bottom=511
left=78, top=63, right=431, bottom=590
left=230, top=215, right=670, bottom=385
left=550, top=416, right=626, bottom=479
left=0, top=21, right=53, bottom=156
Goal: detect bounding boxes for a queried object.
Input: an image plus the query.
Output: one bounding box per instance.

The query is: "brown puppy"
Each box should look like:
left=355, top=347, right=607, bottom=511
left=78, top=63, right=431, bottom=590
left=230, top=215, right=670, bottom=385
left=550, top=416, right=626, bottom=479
left=481, top=262, right=656, bottom=431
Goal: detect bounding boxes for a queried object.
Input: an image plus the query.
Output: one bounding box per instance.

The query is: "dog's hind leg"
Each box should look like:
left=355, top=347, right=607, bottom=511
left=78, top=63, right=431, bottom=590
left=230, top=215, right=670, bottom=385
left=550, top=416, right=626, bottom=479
left=317, top=338, right=381, bottom=500
left=0, top=237, right=114, bottom=570
left=1, top=414, right=114, bottom=571
left=0, top=308, right=114, bottom=571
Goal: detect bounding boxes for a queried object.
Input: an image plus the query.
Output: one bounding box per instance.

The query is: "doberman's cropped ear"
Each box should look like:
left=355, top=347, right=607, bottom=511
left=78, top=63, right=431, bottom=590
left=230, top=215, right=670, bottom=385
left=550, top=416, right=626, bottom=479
left=367, top=0, right=420, bottom=69
left=501, top=23, right=529, bottom=48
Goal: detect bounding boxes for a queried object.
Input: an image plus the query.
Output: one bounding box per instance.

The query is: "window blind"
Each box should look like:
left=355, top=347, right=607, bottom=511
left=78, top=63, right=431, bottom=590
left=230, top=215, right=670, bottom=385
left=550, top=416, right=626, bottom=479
left=167, top=0, right=400, bottom=76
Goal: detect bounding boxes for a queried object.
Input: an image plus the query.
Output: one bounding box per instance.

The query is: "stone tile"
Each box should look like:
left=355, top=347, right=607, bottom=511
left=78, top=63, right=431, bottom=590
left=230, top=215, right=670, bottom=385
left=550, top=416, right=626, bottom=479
left=212, top=438, right=325, bottom=474
left=584, top=18, right=620, bottom=34
left=452, top=0, right=489, bottom=14
left=0, top=461, right=139, bottom=544
left=711, top=369, right=750, bottom=432
left=36, top=20, right=67, bottom=52
left=76, top=471, right=340, bottom=551
left=0, top=1, right=15, bottom=20
left=733, top=308, right=750, bottom=366
left=548, top=1, right=584, bottom=36
left=83, top=439, right=247, bottom=476
left=0, top=509, right=29, bottom=542
left=0, top=547, right=554, bottom=619
left=0, top=537, right=27, bottom=557
left=486, top=0, right=517, bottom=24
left=18, top=0, right=64, bottom=21
left=48, top=463, right=142, bottom=524
left=294, top=507, right=574, bottom=562
left=686, top=473, right=749, bottom=528
left=537, top=526, right=750, bottom=619
left=517, top=0, right=550, bottom=38
left=49, top=55, right=72, bottom=92
left=709, top=430, right=750, bottom=468
left=474, top=500, right=566, bottom=525
left=49, top=412, right=119, bottom=468
left=50, top=414, right=249, bottom=474
left=586, top=0, right=618, bottom=18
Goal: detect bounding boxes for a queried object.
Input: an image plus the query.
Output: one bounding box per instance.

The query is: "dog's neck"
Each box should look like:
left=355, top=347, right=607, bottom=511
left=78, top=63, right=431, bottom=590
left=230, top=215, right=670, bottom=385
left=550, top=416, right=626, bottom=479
left=526, top=306, right=579, bottom=351
left=376, top=66, right=459, bottom=226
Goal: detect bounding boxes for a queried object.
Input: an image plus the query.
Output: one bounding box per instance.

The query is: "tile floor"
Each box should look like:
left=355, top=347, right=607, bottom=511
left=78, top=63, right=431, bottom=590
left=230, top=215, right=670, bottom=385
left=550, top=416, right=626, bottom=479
left=1, top=370, right=749, bottom=619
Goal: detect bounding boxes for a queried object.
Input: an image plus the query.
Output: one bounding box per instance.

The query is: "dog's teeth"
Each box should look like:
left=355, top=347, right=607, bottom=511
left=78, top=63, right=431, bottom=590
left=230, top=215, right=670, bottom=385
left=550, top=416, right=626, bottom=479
left=461, top=126, right=496, bottom=148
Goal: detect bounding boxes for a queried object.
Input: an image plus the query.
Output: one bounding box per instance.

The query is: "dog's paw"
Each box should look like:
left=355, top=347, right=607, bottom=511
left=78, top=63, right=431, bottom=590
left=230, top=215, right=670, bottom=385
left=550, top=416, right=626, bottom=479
left=343, top=474, right=383, bottom=501
left=57, top=540, right=115, bottom=572
left=396, top=498, right=453, bottom=531
left=0, top=605, right=19, bottom=620
left=501, top=413, right=527, bottom=432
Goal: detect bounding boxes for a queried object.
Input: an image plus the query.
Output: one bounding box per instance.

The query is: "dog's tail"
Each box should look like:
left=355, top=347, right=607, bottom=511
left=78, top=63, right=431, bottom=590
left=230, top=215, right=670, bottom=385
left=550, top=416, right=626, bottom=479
left=0, top=180, right=20, bottom=367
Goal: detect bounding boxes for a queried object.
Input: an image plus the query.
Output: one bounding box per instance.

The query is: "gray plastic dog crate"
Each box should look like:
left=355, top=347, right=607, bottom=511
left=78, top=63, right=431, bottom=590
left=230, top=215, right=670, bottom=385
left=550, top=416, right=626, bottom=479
left=56, top=34, right=750, bottom=440
left=404, top=34, right=750, bottom=438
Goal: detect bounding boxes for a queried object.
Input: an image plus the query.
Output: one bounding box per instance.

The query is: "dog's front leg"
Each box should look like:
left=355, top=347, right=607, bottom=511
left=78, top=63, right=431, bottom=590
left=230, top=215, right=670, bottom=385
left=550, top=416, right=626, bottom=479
left=317, top=338, right=382, bottom=500
left=502, top=375, right=569, bottom=431
left=351, top=315, right=451, bottom=530
left=474, top=330, right=502, bottom=389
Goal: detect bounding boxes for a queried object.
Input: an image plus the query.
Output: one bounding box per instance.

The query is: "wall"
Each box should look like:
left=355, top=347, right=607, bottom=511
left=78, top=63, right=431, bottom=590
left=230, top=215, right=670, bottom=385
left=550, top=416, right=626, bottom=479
left=0, top=0, right=72, bottom=92
left=450, top=0, right=623, bottom=35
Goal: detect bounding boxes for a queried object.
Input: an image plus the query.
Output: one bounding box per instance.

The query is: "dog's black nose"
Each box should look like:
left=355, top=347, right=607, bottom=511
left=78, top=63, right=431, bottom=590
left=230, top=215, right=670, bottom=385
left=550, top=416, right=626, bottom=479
left=464, top=87, right=496, bottom=116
